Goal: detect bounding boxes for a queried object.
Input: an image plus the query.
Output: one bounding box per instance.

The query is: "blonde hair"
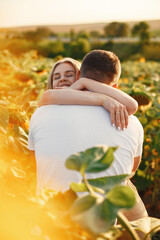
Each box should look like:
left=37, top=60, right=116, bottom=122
left=47, top=57, right=81, bottom=89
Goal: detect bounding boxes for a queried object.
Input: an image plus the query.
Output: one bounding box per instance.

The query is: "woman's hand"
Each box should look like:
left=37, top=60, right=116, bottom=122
left=102, top=96, right=129, bottom=130
left=70, top=77, right=138, bottom=116
left=69, top=78, right=85, bottom=90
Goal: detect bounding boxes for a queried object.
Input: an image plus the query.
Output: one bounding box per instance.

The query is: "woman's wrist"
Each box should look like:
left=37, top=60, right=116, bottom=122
left=98, top=94, right=107, bottom=107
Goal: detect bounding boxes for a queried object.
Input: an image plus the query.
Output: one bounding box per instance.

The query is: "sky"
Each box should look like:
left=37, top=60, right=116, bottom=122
left=0, top=0, right=160, bottom=28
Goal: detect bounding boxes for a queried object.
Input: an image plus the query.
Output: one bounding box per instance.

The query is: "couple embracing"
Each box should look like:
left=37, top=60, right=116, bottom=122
left=28, top=49, right=148, bottom=222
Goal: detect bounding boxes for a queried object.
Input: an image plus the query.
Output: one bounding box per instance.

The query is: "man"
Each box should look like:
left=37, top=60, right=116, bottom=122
left=28, top=50, right=148, bottom=221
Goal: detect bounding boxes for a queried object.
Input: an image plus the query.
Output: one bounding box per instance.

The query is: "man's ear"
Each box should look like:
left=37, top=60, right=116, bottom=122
left=112, top=83, right=118, bottom=88
left=76, top=70, right=80, bottom=80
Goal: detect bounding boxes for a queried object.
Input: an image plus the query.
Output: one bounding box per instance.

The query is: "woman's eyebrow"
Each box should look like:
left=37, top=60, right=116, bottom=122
left=65, top=70, right=75, bottom=73
left=53, top=72, right=60, bottom=76
left=53, top=70, right=75, bottom=75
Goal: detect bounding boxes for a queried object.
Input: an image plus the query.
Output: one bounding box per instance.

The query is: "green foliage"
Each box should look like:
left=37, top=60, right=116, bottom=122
left=1, top=25, right=160, bottom=60
left=66, top=145, right=138, bottom=235
left=131, top=21, right=150, bottom=43
left=104, top=22, right=129, bottom=37
left=143, top=43, right=160, bottom=61
left=65, top=146, right=160, bottom=239
left=107, top=186, right=136, bottom=208
left=71, top=174, right=128, bottom=193
left=89, top=30, right=100, bottom=38
left=69, top=28, right=76, bottom=41
left=119, top=60, right=160, bottom=217
left=109, top=42, right=141, bottom=61
left=37, top=40, right=64, bottom=57
left=77, top=30, right=90, bottom=39
left=5, top=38, right=34, bottom=55
left=22, top=27, right=51, bottom=42
left=70, top=195, right=97, bottom=215
left=66, top=146, right=117, bottom=175
left=69, top=38, right=90, bottom=59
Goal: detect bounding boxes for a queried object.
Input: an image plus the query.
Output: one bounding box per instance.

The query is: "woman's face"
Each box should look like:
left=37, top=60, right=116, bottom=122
left=52, top=62, right=77, bottom=88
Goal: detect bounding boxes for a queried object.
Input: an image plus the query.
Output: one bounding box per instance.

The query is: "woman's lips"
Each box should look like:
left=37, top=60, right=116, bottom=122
left=60, top=84, right=70, bottom=87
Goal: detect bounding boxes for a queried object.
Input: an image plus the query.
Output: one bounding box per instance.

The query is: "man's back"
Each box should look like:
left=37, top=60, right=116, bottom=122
left=28, top=105, right=143, bottom=194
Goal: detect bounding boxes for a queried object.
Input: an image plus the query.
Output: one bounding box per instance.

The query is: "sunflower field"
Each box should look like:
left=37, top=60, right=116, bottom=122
left=0, top=50, right=160, bottom=240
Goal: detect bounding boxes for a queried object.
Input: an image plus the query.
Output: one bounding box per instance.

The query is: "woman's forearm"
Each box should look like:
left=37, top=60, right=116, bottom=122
left=38, top=88, right=129, bottom=130
left=71, top=78, right=138, bottom=115
left=38, top=89, right=103, bottom=107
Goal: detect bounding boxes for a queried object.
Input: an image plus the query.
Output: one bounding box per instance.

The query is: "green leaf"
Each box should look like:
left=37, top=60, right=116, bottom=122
left=88, top=174, right=129, bottom=192
left=85, top=146, right=118, bottom=173
left=0, top=105, right=9, bottom=130
left=66, top=145, right=118, bottom=175
left=70, top=195, right=96, bottom=216
left=70, top=174, right=129, bottom=194
left=75, top=199, right=117, bottom=234
left=101, top=147, right=117, bottom=164
left=107, top=185, right=136, bottom=209
left=89, top=199, right=117, bottom=233
left=98, top=199, right=118, bottom=221
left=70, top=182, right=88, bottom=192
left=65, top=153, right=82, bottom=172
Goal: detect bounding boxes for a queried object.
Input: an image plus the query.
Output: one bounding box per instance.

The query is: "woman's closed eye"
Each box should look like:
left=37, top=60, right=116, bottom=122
left=65, top=74, right=75, bottom=78
left=53, top=74, right=60, bottom=80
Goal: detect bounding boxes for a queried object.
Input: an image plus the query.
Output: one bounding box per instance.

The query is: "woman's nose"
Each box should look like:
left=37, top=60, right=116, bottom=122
left=60, top=75, right=66, bottom=81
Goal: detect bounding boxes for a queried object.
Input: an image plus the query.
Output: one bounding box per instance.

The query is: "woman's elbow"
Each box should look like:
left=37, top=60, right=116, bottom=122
left=38, top=90, right=54, bottom=107
left=128, top=100, right=138, bottom=115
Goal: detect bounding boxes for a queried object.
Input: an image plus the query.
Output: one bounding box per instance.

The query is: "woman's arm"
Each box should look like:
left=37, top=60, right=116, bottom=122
left=38, top=89, right=128, bottom=130
left=69, top=78, right=138, bottom=115
left=39, top=89, right=102, bottom=106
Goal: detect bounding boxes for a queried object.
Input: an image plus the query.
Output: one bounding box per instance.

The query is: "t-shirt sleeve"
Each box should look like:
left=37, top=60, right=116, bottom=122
left=28, top=115, right=35, bottom=151
left=135, top=122, right=144, bottom=157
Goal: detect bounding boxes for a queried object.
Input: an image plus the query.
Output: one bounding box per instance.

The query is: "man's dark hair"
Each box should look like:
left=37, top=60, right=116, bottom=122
left=80, top=50, right=121, bottom=84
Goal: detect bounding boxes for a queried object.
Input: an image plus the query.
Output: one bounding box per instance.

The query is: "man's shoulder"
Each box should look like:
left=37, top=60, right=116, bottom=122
left=129, top=115, right=142, bottom=124
left=129, top=115, right=143, bottom=131
left=35, top=105, right=108, bottom=112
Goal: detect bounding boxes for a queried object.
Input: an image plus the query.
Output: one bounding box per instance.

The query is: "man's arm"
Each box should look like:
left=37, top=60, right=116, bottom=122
left=132, top=156, right=141, bottom=173
left=38, top=89, right=128, bottom=129
left=69, top=78, right=138, bottom=115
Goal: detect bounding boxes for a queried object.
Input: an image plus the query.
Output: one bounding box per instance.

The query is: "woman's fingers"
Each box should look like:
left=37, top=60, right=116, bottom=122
left=115, top=109, right=121, bottom=130
left=110, top=108, right=116, bottom=127
left=124, top=108, right=129, bottom=128
left=115, top=106, right=128, bottom=130
left=120, top=108, right=125, bottom=130
left=105, top=99, right=129, bottom=130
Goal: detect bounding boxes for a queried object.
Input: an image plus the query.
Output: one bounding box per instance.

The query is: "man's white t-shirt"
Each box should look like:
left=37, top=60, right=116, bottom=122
left=28, top=105, right=143, bottom=194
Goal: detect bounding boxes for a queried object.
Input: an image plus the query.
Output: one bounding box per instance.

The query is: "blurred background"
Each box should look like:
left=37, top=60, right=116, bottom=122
left=0, top=0, right=160, bottom=239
